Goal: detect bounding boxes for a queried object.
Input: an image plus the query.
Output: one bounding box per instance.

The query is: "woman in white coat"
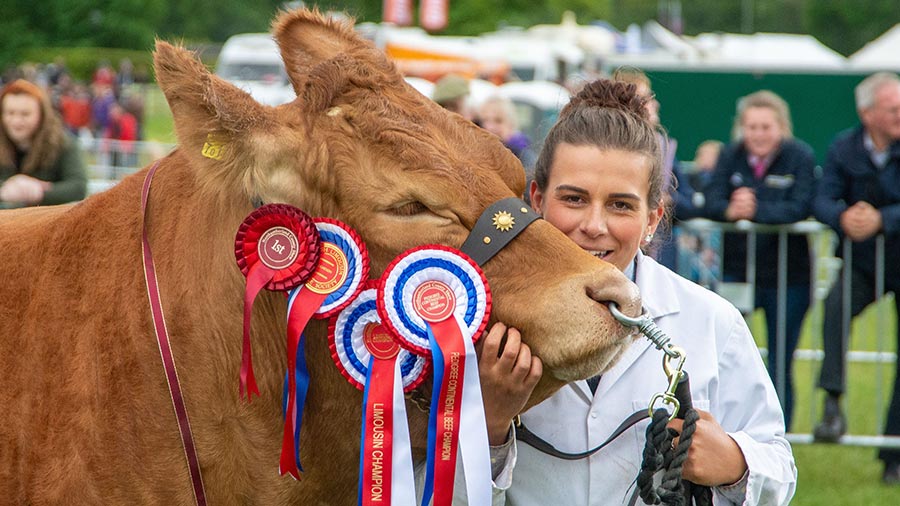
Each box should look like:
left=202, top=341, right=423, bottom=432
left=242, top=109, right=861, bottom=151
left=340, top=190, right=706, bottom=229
left=475, top=79, right=797, bottom=505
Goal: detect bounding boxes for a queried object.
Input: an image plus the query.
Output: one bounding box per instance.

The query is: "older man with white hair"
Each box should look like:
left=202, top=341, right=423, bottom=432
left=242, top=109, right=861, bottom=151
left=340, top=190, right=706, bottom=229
left=812, top=72, right=900, bottom=484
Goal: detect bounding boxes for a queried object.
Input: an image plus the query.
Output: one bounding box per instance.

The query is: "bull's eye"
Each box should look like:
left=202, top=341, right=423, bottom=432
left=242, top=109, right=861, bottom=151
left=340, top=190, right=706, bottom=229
left=390, top=201, right=428, bottom=217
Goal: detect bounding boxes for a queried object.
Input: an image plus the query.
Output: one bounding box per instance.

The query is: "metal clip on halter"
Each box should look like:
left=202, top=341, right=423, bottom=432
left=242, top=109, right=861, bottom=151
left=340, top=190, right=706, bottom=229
left=609, top=303, right=687, bottom=421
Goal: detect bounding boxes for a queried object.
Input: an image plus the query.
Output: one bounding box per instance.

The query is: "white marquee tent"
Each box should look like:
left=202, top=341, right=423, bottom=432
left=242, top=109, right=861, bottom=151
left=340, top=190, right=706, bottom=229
left=849, top=24, right=900, bottom=71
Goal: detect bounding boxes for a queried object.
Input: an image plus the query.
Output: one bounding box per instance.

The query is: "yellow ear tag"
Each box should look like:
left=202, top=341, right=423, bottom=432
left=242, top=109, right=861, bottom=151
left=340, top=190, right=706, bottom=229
left=202, top=133, right=227, bottom=160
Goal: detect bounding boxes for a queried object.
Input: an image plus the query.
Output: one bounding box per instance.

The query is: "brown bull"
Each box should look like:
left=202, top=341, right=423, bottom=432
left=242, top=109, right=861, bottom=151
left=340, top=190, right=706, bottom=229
left=0, top=9, right=640, bottom=505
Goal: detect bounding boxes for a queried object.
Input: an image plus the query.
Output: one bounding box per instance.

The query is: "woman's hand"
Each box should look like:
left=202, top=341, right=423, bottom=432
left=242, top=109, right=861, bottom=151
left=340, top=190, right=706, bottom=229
left=477, top=322, right=542, bottom=445
left=0, top=174, right=47, bottom=205
left=668, top=409, right=748, bottom=486
left=724, top=187, right=756, bottom=221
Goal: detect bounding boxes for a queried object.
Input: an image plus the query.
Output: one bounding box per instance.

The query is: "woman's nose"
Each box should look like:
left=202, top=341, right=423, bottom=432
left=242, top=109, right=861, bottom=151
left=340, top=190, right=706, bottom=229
left=579, top=206, right=607, bottom=238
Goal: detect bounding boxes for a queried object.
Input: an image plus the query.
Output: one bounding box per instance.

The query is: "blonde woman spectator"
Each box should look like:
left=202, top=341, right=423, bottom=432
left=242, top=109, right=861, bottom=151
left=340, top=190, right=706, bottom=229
left=704, top=90, right=816, bottom=430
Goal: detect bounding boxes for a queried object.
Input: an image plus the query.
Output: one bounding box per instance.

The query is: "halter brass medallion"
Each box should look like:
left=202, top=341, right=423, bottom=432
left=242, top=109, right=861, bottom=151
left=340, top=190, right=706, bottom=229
left=492, top=211, right=515, bottom=232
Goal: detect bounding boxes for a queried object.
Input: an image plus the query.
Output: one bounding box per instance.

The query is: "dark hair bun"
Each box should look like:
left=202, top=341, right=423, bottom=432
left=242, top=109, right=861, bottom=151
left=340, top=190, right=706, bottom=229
left=562, top=79, right=648, bottom=121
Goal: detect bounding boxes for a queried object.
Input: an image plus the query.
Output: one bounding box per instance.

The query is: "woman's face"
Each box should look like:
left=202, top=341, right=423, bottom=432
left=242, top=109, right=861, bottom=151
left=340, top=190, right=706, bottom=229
left=530, top=143, right=663, bottom=272
left=2, top=94, right=42, bottom=148
left=741, top=106, right=783, bottom=158
left=478, top=102, right=513, bottom=141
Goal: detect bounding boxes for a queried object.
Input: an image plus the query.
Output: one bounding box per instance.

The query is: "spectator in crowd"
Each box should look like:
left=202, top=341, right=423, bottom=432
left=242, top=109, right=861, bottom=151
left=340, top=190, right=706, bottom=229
left=92, top=60, right=116, bottom=91
left=122, top=92, right=145, bottom=141
left=704, top=90, right=816, bottom=431
left=59, top=83, right=92, bottom=136
left=612, top=67, right=705, bottom=269
left=46, top=56, right=68, bottom=87
left=116, top=58, right=135, bottom=93
left=432, top=73, right=472, bottom=120
left=0, top=79, right=87, bottom=207
left=477, top=94, right=536, bottom=169
left=90, top=84, right=116, bottom=137
left=812, top=72, right=900, bottom=483
left=103, top=101, right=138, bottom=169
left=691, top=139, right=724, bottom=194
left=465, top=78, right=795, bottom=506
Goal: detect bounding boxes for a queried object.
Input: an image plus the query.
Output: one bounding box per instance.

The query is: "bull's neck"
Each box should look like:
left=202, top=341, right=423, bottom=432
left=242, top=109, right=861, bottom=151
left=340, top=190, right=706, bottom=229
left=142, top=155, right=357, bottom=402
left=142, top=157, right=284, bottom=392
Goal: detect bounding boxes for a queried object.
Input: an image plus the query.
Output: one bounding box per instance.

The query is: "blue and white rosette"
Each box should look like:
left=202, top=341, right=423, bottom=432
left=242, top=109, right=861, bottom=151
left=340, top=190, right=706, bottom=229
left=329, top=282, right=428, bottom=506
left=280, top=217, right=369, bottom=478
left=376, top=245, right=492, bottom=506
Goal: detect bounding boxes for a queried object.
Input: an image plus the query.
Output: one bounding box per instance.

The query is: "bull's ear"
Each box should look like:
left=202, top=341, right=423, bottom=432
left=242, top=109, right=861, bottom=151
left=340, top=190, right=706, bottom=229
left=153, top=40, right=275, bottom=177
left=272, top=8, right=368, bottom=95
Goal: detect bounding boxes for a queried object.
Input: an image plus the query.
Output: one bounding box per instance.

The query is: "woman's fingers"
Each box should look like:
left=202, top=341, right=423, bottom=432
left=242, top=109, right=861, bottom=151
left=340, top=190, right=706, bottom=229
left=496, top=326, right=521, bottom=372
left=478, top=322, right=506, bottom=361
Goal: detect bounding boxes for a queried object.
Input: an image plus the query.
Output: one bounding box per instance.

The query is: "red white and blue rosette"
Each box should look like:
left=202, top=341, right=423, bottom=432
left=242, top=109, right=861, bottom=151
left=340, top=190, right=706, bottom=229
left=329, top=281, right=428, bottom=506
left=307, top=218, right=370, bottom=319
left=377, top=245, right=490, bottom=356
left=376, top=245, right=492, bottom=506
left=329, top=282, right=429, bottom=392
left=234, top=204, right=321, bottom=401
left=280, top=217, right=370, bottom=479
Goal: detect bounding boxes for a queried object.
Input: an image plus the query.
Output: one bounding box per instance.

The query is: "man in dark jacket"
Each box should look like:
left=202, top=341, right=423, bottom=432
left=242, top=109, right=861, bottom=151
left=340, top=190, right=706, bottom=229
left=812, top=72, right=900, bottom=484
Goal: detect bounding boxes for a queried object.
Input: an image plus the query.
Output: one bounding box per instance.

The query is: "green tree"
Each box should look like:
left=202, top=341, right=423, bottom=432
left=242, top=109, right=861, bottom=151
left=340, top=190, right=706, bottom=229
left=806, top=0, right=899, bottom=55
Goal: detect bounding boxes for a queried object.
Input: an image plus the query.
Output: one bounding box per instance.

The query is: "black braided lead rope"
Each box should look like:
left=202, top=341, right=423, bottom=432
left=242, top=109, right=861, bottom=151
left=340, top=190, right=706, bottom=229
left=636, top=407, right=706, bottom=506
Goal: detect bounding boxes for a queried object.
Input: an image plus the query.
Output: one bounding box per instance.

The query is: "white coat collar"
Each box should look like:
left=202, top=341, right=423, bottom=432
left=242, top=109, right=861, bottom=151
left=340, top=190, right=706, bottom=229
left=576, top=251, right=682, bottom=401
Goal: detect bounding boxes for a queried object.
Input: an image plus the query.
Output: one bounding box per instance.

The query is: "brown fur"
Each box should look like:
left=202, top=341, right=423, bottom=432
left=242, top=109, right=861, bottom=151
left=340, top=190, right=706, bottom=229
left=0, top=9, right=641, bottom=504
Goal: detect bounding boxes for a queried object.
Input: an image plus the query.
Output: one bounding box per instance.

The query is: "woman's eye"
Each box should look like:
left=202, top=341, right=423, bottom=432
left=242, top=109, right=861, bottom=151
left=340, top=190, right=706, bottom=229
left=561, top=195, right=584, bottom=204
left=612, top=201, right=633, bottom=211
left=390, top=201, right=428, bottom=216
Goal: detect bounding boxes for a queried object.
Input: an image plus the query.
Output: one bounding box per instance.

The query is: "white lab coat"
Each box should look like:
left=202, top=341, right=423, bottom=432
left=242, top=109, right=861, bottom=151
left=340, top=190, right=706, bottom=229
left=496, top=252, right=797, bottom=505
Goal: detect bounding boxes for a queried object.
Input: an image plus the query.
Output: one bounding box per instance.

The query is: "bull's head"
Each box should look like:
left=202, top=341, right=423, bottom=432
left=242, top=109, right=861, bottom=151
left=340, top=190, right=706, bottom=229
left=152, top=9, right=641, bottom=406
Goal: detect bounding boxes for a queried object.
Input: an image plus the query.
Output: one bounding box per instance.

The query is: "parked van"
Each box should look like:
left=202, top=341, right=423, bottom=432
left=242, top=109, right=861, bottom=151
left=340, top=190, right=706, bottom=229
left=216, top=33, right=295, bottom=106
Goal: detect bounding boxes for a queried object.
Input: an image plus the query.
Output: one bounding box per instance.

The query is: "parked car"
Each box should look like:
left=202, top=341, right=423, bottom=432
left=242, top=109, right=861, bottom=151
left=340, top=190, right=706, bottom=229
left=216, top=33, right=295, bottom=106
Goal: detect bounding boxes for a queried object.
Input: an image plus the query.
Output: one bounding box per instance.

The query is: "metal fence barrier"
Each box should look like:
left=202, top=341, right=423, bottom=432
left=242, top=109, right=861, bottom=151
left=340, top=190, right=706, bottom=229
left=79, top=137, right=175, bottom=195
left=677, top=218, right=899, bottom=447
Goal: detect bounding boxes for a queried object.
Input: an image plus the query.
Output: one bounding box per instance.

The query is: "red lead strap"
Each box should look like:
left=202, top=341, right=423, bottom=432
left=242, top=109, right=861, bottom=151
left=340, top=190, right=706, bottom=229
left=141, top=162, right=208, bottom=506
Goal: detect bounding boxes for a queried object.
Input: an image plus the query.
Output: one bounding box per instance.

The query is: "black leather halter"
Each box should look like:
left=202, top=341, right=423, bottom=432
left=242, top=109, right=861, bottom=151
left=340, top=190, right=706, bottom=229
left=460, top=197, right=540, bottom=266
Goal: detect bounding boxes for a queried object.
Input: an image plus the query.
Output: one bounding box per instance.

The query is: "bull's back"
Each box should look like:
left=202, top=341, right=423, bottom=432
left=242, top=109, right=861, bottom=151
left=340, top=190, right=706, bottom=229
left=0, top=178, right=182, bottom=502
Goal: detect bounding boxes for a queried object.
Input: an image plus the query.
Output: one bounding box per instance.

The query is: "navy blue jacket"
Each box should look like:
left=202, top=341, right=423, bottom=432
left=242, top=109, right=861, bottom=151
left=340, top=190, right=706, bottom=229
left=706, top=139, right=817, bottom=287
left=813, top=126, right=900, bottom=283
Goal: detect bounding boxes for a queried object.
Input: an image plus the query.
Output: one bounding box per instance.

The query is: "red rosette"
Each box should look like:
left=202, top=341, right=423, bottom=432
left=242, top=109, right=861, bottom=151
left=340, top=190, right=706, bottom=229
left=235, top=204, right=321, bottom=291
left=233, top=203, right=321, bottom=401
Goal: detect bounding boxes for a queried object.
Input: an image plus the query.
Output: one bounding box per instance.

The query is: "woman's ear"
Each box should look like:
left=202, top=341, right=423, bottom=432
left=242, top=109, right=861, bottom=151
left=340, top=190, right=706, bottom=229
left=529, top=180, right=543, bottom=215
left=647, top=202, right=665, bottom=235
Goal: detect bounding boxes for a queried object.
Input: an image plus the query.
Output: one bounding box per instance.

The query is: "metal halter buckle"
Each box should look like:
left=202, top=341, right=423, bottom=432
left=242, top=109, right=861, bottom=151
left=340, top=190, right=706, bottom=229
left=609, top=302, right=687, bottom=421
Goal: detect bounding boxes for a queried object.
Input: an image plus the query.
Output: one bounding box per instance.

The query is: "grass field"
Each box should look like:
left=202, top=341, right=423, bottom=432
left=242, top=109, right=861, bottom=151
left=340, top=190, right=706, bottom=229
left=142, top=85, right=175, bottom=143
left=750, top=295, right=900, bottom=504
left=138, top=83, right=900, bottom=504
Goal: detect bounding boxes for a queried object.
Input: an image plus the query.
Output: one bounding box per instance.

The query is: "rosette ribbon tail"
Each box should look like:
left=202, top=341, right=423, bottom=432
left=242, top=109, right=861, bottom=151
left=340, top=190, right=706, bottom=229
left=422, top=319, right=467, bottom=506
left=420, top=316, right=492, bottom=506
left=279, top=288, right=328, bottom=479
left=358, top=355, right=417, bottom=506
left=240, top=262, right=275, bottom=401
left=358, top=355, right=400, bottom=505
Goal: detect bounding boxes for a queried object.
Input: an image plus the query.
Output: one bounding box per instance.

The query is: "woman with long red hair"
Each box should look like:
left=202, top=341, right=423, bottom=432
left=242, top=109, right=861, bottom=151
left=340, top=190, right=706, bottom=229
left=0, top=79, right=87, bottom=207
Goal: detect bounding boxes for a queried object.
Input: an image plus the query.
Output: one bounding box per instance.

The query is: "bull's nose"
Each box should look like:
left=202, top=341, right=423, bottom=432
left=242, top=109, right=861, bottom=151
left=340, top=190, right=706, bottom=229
left=585, top=267, right=641, bottom=318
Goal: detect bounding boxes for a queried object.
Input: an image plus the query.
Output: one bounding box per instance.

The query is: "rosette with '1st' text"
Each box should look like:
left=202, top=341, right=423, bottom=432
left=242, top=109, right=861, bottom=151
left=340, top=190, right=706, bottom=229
left=234, top=204, right=321, bottom=401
